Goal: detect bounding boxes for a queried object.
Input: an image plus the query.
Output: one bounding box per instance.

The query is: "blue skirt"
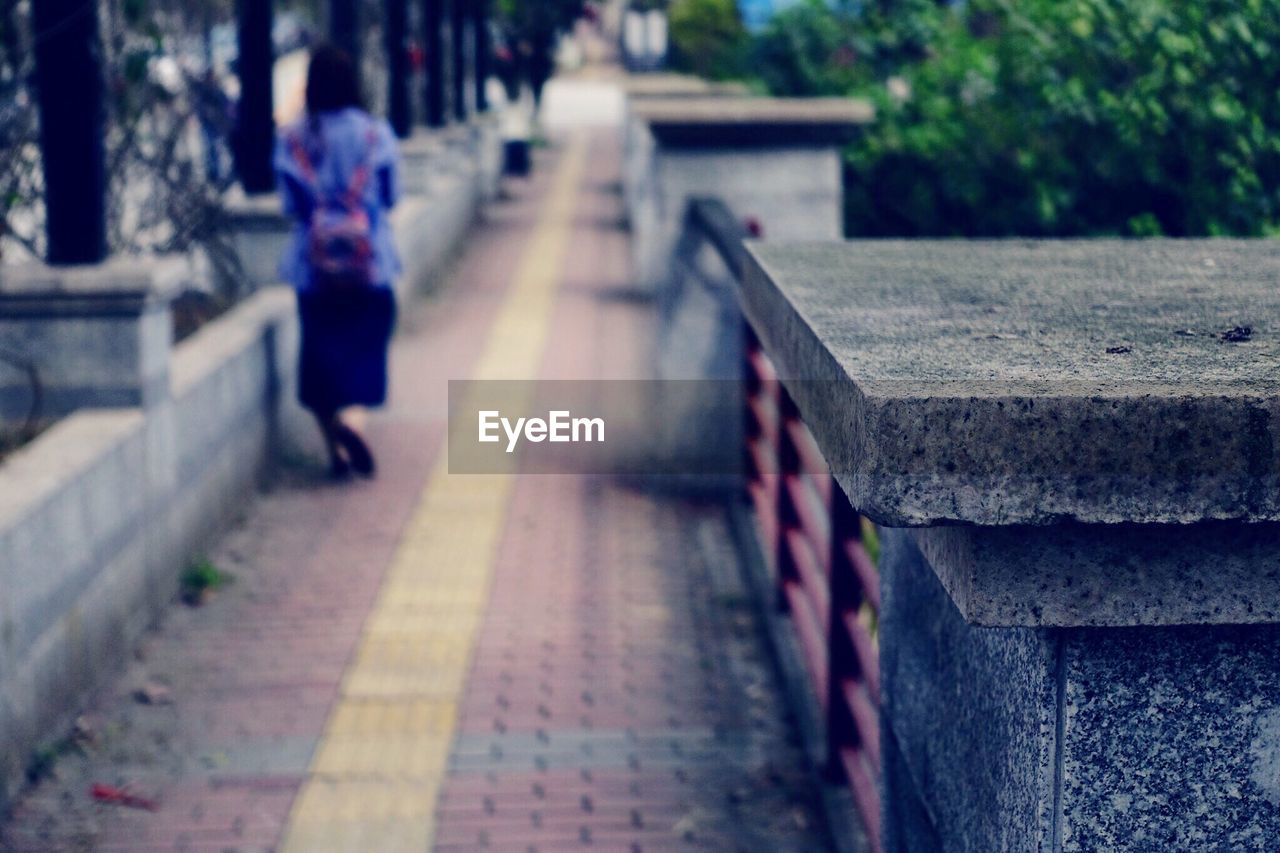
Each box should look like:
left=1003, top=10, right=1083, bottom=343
left=297, top=286, right=396, bottom=417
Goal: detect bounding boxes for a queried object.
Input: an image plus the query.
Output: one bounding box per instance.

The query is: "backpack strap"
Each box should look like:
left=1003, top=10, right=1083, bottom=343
left=340, top=127, right=382, bottom=212
left=287, top=131, right=319, bottom=186
left=287, top=123, right=382, bottom=212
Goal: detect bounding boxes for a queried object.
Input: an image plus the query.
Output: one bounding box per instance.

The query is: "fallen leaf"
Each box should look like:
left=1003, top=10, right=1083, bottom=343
left=134, top=682, right=173, bottom=706
left=91, top=784, right=158, bottom=811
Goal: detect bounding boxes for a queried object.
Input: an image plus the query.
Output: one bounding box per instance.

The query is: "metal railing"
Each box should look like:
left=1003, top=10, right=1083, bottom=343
left=743, top=328, right=882, bottom=850
left=680, top=197, right=883, bottom=851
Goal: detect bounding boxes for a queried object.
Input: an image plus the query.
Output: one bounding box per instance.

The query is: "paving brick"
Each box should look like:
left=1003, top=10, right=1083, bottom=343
left=0, top=126, right=556, bottom=853
left=433, top=128, right=831, bottom=852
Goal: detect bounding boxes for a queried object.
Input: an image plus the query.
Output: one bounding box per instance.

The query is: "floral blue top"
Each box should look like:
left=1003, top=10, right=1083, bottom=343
left=274, top=107, right=402, bottom=290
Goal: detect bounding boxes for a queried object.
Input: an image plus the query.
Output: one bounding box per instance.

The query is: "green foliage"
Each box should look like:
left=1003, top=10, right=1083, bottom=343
left=751, top=0, right=858, bottom=96
left=494, top=0, right=582, bottom=105
left=495, top=0, right=581, bottom=41
left=860, top=516, right=881, bottom=566
left=180, top=558, right=232, bottom=605
left=25, top=733, right=78, bottom=784
left=749, top=0, right=1280, bottom=237
left=25, top=744, right=58, bottom=783
left=745, top=0, right=939, bottom=96
left=668, top=0, right=748, bottom=80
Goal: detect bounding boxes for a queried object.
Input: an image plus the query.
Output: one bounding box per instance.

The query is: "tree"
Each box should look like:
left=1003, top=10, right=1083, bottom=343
left=750, top=0, right=859, bottom=96
left=2, top=0, right=254, bottom=294
left=668, top=0, right=747, bottom=80
left=494, top=0, right=581, bottom=109
left=746, top=0, right=1280, bottom=238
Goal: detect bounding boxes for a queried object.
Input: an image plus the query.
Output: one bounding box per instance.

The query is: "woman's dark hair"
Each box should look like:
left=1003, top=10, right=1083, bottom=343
left=305, top=44, right=363, bottom=115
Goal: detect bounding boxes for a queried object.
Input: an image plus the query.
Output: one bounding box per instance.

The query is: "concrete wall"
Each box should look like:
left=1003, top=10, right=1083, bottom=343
left=738, top=235, right=1280, bottom=849
left=0, top=118, right=502, bottom=811
left=0, top=302, right=171, bottom=418
left=622, top=120, right=843, bottom=483
left=879, top=529, right=1057, bottom=852
left=392, top=116, right=502, bottom=299
left=0, top=288, right=297, bottom=808
left=392, top=177, right=478, bottom=300
left=625, top=127, right=843, bottom=290
left=0, top=258, right=195, bottom=421
left=880, top=528, right=1280, bottom=851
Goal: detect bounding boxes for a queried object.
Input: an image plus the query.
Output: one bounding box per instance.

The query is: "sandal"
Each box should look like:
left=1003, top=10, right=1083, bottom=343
left=326, top=434, right=352, bottom=479
left=331, top=422, right=376, bottom=478
left=329, top=449, right=352, bottom=480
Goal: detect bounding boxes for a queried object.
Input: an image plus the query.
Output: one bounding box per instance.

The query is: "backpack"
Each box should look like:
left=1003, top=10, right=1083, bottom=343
left=288, top=125, right=380, bottom=290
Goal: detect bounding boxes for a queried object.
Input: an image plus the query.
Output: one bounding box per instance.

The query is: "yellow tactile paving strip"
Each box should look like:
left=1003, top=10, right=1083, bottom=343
left=279, top=132, right=588, bottom=852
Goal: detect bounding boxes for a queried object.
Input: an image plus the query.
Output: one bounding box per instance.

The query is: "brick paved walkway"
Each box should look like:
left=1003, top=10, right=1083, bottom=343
left=2, top=96, right=830, bottom=852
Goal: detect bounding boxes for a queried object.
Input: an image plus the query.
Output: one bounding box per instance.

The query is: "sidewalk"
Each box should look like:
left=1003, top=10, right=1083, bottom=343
left=2, top=107, right=830, bottom=851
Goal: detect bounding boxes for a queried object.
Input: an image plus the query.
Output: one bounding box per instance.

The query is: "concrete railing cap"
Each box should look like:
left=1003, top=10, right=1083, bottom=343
left=632, top=96, right=874, bottom=146
left=0, top=254, right=190, bottom=314
left=743, top=239, right=1280, bottom=528
left=623, top=73, right=750, bottom=98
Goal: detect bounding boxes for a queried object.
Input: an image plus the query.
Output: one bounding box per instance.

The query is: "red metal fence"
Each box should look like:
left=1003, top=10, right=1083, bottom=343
left=678, top=197, right=883, bottom=850
left=744, top=326, right=883, bottom=852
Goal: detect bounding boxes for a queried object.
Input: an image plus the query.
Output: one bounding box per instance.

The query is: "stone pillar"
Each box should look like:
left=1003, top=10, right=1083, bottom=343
left=330, top=0, right=361, bottom=77
left=422, top=0, right=446, bottom=128
left=450, top=0, right=469, bottom=122
left=0, top=259, right=184, bottom=418
left=227, top=0, right=288, bottom=293
left=627, top=97, right=871, bottom=483
left=33, top=0, right=106, bottom=263
left=739, top=239, right=1280, bottom=850
left=472, top=0, right=489, bottom=113
left=620, top=76, right=748, bottom=238
left=626, top=96, right=872, bottom=293
left=235, top=0, right=275, bottom=194
left=386, top=0, right=412, bottom=137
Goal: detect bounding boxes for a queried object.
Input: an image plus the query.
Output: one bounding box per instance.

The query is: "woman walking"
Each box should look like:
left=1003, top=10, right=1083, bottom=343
left=275, top=45, right=401, bottom=478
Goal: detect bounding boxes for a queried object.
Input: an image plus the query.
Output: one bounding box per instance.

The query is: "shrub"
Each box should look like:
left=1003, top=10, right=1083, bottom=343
left=751, top=0, right=1280, bottom=237
left=668, top=0, right=749, bottom=80
left=180, top=557, right=232, bottom=606
left=750, top=0, right=859, bottom=96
